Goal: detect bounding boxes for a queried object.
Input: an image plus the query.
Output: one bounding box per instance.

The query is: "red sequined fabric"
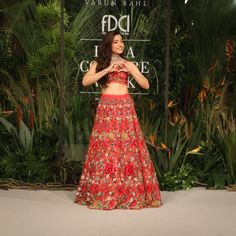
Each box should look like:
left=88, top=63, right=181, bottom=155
left=74, top=94, right=162, bottom=210
left=107, top=71, right=128, bottom=85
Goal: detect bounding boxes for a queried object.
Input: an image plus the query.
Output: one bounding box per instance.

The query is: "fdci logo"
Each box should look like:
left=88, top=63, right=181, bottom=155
left=101, top=15, right=130, bottom=35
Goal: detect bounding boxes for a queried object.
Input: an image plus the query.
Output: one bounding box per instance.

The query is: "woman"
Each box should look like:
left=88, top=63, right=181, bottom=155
left=74, top=30, right=162, bottom=210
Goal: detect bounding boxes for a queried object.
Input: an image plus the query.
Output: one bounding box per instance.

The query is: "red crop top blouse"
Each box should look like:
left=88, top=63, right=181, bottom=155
left=107, top=71, right=129, bottom=85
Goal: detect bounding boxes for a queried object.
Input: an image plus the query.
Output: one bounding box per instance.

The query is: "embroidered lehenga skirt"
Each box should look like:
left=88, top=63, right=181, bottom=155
left=74, top=94, right=162, bottom=210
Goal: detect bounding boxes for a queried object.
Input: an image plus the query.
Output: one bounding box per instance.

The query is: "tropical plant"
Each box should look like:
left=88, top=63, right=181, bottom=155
left=64, top=93, right=95, bottom=162
left=0, top=117, right=33, bottom=157
left=160, top=164, right=198, bottom=191
left=212, top=112, right=236, bottom=181
left=135, top=96, right=200, bottom=190
left=0, top=116, right=58, bottom=183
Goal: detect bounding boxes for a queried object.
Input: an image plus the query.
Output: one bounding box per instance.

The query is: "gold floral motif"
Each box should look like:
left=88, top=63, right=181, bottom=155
left=93, top=131, right=133, bottom=141
left=92, top=132, right=98, bottom=138
left=122, top=132, right=128, bottom=140
left=150, top=200, right=162, bottom=207
left=130, top=131, right=135, bottom=136
left=91, top=200, right=100, bottom=208
left=116, top=117, right=122, bottom=122
left=99, top=132, right=105, bottom=140
left=109, top=77, right=127, bottom=84
left=108, top=132, right=115, bottom=139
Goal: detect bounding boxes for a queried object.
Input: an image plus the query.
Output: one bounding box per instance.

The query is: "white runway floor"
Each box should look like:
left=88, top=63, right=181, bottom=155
left=0, top=187, right=236, bottom=236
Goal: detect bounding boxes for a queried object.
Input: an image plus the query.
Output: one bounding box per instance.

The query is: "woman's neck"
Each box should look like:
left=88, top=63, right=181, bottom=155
left=111, top=54, right=122, bottom=62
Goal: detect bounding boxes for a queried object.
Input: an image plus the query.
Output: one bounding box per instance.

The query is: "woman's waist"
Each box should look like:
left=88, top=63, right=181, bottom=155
left=101, top=83, right=128, bottom=95
left=107, top=77, right=128, bottom=86
left=99, top=92, right=132, bottom=102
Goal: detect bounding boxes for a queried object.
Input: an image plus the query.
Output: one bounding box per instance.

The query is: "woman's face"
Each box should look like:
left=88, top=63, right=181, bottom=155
left=111, top=34, right=124, bottom=55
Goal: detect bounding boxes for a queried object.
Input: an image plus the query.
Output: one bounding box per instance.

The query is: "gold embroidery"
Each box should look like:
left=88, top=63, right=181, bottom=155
left=122, top=132, right=128, bottom=140
left=108, top=132, right=115, bottom=139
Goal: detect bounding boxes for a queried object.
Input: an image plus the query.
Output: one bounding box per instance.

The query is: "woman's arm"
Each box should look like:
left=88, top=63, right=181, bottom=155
left=124, top=61, right=150, bottom=89
left=82, top=62, right=106, bottom=86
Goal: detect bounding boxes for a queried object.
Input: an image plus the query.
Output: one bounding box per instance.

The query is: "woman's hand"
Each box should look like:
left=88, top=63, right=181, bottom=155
left=122, top=61, right=135, bottom=74
left=112, top=60, right=135, bottom=74
left=82, top=61, right=127, bottom=86
left=106, top=62, right=120, bottom=73
left=120, top=60, right=150, bottom=89
left=111, top=61, right=129, bottom=73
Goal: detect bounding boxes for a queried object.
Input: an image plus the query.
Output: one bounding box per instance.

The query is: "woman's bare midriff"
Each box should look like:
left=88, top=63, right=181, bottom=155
left=101, top=82, right=129, bottom=95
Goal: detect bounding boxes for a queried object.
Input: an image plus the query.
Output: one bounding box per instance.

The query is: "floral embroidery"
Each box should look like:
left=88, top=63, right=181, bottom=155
left=104, top=163, right=115, bottom=175
left=74, top=94, right=162, bottom=210
left=107, top=71, right=128, bottom=85
left=124, top=163, right=135, bottom=176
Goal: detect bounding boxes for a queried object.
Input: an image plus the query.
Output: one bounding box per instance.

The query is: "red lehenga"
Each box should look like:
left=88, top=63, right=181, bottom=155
left=74, top=72, right=162, bottom=210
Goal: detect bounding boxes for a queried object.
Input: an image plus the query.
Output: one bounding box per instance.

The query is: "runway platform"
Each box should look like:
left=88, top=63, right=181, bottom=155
left=0, top=187, right=236, bottom=236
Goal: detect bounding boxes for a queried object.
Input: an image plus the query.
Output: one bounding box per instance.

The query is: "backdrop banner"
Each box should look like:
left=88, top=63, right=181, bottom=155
left=78, top=0, right=153, bottom=95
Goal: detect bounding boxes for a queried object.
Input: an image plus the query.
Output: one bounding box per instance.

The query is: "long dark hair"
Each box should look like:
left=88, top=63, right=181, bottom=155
left=96, top=30, right=124, bottom=86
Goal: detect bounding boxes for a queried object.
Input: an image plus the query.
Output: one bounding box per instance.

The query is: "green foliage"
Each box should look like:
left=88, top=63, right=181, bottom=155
left=28, top=1, right=73, bottom=78
left=207, top=172, right=233, bottom=189
left=28, top=44, right=59, bottom=77
left=212, top=114, right=236, bottom=182
left=36, top=0, right=61, bottom=26
left=156, top=122, right=188, bottom=174
left=0, top=116, right=58, bottom=183
left=136, top=97, right=200, bottom=190
left=0, top=117, right=33, bottom=157
left=186, top=108, right=236, bottom=189
left=135, top=96, right=161, bottom=138
left=207, top=173, right=233, bottom=189
left=0, top=0, right=38, bottom=56
left=0, top=0, right=73, bottom=78
left=179, top=0, right=235, bottom=80
left=0, top=155, right=55, bottom=183
left=60, top=161, right=83, bottom=184
left=64, top=93, right=95, bottom=162
left=160, top=164, right=198, bottom=191
left=0, top=0, right=81, bottom=184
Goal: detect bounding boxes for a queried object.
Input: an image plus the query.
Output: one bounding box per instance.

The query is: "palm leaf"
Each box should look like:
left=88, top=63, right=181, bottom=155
left=179, top=0, right=235, bottom=80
